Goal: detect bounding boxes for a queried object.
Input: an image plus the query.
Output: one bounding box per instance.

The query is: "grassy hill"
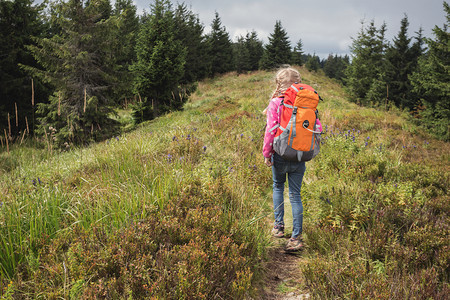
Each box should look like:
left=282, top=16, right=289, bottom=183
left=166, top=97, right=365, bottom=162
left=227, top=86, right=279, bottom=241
left=0, top=68, right=448, bottom=299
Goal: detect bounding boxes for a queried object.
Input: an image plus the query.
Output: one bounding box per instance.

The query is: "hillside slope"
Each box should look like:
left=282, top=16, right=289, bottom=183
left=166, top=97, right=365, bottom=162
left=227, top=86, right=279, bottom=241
left=0, top=68, right=448, bottom=299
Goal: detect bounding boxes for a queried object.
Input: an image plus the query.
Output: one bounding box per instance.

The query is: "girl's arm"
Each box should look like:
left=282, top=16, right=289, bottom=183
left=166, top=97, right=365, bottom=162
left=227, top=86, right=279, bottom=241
left=263, top=98, right=281, bottom=158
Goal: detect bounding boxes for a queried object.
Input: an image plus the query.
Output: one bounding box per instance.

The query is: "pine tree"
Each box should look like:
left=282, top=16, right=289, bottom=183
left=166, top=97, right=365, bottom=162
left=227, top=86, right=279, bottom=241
left=260, top=20, right=291, bottom=70
left=305, top=54, right=321, bottom=71
left=384, top=15, right=423, bottom=109
left=111, top=0, right=139, bottom=102
left=410, top=2, right=450, bottom=140
left=206, top=12, right=233, bottom=76
left=131, top=0, right=186, bottom=122
left=233, top=31, right=263, bottom=73
left=291, top=39, right=304, bottom=66
left=174, top=3, right=209, bottom=83
left=410, top=28, right=426, bottom=67
left=23, top=0, right=120, bottom=145
left=233, top=35, right=250, bottom=74
left=245, top=31, right=264, bottom=71
left=323, top=54, right=337, bottom=78
left=346, top=20, right=388, bottom=105
left=335, top=55, right=350, bottom=82
left=0, top=0, right=48, bottom=135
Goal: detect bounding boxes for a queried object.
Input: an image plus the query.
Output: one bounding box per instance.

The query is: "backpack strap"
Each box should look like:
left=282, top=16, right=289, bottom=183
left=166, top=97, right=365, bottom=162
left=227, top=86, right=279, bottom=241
left=304, top=127, right=322, bottom=134
left=268, top=124, right=280, bottom=133
left=277, top=97, right=285, bottom=114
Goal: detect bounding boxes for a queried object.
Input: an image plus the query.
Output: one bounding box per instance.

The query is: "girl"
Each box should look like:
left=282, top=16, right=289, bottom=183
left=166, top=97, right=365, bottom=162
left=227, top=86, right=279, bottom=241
left=263, top=67, right=309, bottom=252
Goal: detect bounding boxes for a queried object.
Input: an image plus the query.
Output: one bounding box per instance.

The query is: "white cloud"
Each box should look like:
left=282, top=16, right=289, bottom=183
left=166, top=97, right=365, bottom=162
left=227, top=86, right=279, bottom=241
left=134, top=0, right=446, bottom=58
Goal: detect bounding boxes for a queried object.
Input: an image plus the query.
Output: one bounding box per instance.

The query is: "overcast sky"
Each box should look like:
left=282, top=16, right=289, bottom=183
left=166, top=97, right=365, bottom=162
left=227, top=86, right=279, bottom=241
left=135, top=0, right=446, bottom=58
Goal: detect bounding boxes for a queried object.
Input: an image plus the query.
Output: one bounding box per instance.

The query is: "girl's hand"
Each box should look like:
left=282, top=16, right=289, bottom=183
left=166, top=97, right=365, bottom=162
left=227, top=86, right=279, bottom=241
left=264, top=157, right=273, bottom=167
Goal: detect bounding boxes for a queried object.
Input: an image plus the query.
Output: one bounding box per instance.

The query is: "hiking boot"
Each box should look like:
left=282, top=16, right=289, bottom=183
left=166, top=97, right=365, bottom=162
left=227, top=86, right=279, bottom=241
left=271, top=225, right=284, bottom=238
left=285, top=237, right=304, bottom=252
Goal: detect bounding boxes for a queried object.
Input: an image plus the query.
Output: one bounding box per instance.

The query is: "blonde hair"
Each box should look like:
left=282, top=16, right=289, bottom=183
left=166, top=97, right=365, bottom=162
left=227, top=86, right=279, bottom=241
left=271, top=67, right=301, bottom=99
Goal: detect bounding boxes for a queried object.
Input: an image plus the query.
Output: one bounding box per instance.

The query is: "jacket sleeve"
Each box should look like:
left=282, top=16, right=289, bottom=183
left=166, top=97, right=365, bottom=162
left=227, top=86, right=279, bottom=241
left=262, top=98, right=281, bottom=158
left=315, top=119, right=323, bottom=132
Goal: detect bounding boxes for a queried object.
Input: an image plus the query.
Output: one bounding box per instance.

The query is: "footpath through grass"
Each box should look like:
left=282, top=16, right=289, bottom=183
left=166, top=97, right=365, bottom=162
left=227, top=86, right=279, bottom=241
left=0, top=68, right=449, bottom=299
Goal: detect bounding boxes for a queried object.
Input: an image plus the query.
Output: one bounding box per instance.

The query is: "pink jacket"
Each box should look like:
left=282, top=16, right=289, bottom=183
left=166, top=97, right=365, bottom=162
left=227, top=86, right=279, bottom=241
left=263, top=97, right=283, bottom=158
left=263, top=97, right=323, bottom=158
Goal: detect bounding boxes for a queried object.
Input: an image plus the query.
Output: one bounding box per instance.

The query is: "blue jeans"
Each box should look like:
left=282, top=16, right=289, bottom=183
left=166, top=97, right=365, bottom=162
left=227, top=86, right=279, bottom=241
left=272, top=153, right=306, bottom=239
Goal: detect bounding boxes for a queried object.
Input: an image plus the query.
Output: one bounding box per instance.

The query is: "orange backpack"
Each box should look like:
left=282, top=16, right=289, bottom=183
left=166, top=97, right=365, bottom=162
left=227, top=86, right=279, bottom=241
left=272, top=83, right=322, bottom=162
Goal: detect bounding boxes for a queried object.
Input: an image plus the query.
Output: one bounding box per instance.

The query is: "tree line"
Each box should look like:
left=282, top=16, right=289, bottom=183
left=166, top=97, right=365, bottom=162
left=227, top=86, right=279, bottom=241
left=1, top=0, right=448, bottom=146
left=345, top=4, right=449, bottom=141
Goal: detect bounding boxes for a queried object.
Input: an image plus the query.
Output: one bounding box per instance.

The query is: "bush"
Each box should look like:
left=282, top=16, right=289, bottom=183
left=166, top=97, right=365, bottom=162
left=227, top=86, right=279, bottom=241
left=9, top=179, right=263, bottom=299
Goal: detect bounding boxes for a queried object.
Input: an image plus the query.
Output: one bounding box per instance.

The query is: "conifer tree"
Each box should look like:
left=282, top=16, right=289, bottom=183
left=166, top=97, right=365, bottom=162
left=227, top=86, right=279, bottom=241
left=233, top=31, right=263, bottom=73
left=233, top=35, right=250, bottom=74
left=305, top=53, right=321, bottom=72
left=245, top=31, right=264, bottom=71
left=410, top=28, right=426, bottom=67
left=170, top=4, right=210, bottom=107
left=260, top=20, right=291, bottom=69
left=323, top=54, right=337, bottom=78
left=131, top=0, right=186, bottom=122
left=346, top=20, right=388, bottom=105
left=111, top=0, right=139, bottom=102
left=384, top=15, right=423, bottom=109
left=410, top=2, right=450, bottom=140
left=291, top=39, right=304, bottom=66
left=323, top=54, right=349, bottom=82
left=0, top=0, right=48, bottom=134
left=206, top=12, right=233, bottom=76
left=23, top=0, right=120, bottom=145
left=174, top=3, right=209, bottom=83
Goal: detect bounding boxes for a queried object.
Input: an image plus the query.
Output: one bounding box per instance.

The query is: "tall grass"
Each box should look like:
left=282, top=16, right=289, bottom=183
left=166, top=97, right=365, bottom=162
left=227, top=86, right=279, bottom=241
left=0, top=71, right=275, bottom=298
left=297, top=71, right=449, bottom=299
left=1, top=68, right=448, bottom=298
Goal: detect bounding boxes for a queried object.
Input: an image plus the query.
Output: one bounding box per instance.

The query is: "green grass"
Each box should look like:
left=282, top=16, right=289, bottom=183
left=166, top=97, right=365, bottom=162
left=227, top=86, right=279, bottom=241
left=0, top=68, right=448, bottom=299
left=0, top=71, right=274, bottom=299
left=298, top=71, right=449, bottom=299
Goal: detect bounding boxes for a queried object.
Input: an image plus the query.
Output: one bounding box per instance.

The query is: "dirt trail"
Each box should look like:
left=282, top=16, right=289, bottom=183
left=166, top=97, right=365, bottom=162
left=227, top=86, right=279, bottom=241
left=259, top=237, right=311, bottom=300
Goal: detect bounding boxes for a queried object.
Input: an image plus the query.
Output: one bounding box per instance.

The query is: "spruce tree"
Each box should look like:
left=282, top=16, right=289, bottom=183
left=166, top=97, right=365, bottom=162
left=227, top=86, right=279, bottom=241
left=245, top=31, right=264, bottom=71
left=260, top=20, right=291, bottom=69
left=410, top=28, right=425, bottom=68
left=323, top=54, right=337, bottom=78
left=334, top=55, right=350, bottom=82
left=206, top=12, right=233, bottom=76
left=131, top=0, right=186, bottom=122
left=23, top=0, right=120, bottom=145
left=410, top=2, right=450, bottom=140
left=384, top=15, right=422, bottom=109
left=174, top=3, right=209, bottom=83
left=305, top=54, right=321, bottom=71
left=233, top=31, right=263, bottom=73
left=111, top=0, right=139, bottom=103
left=0, top=0, right=48, bottom=135
left=346, top=20, right=388, bottom=105
left=291, top=39, right=304, bottom=66
left=233, top=35, right=250, bottom=74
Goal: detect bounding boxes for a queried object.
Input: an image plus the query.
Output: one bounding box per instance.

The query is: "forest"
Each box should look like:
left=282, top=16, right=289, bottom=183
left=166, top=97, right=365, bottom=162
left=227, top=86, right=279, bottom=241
left=1, top=0, right=448, bottom=148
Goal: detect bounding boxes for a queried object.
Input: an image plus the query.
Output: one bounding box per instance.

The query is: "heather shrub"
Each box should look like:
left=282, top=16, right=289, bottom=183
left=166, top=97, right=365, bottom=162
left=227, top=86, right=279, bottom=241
left=10, top=179, right=262, bottom=299
left=302, top=253, right=449, bottom=299
left=301, top=97, right=449, bottom=299
left=1, top=70, right=274, bottom=298
left=1, top=68, right=448, bottom=299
